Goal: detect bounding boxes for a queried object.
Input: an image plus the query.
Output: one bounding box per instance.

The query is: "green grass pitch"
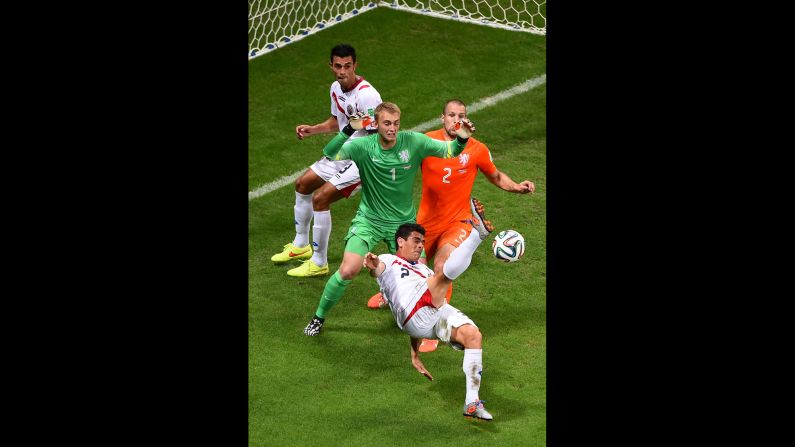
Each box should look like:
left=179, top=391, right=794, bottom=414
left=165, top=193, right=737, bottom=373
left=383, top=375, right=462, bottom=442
left=249, top=7, right=546, bottom=446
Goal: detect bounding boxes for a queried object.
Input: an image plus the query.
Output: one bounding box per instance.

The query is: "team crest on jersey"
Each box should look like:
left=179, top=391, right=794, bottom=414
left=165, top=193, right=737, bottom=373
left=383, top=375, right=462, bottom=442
left=347, top=104, right=354, bottom=115
left=398, top=150, right=409, bottom=163
left=458, top=153, right=470, bottom=166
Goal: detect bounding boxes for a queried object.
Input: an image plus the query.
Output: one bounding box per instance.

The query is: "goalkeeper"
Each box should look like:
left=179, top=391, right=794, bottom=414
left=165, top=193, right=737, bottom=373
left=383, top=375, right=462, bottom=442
left=303, top=102, right=476, bottom=336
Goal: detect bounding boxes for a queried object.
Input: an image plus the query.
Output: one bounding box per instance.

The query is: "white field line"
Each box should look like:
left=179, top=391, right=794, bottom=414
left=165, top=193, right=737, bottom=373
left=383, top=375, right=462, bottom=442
left=248, top=74, right=546, bottom=201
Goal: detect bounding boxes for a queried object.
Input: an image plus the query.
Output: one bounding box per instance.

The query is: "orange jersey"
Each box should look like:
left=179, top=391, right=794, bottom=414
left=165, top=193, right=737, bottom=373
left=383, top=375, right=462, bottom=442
left=416, top=129, right=497, bottom=232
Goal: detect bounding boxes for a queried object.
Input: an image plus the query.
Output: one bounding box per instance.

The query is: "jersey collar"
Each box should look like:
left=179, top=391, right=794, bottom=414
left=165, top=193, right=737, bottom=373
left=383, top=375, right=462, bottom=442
left=342, top=76, right=365, bottom=93
left=396, top=254, right=420, bottom=265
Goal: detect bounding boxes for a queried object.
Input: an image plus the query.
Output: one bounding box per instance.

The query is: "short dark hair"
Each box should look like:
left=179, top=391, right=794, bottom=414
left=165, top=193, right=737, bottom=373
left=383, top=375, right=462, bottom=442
left=395, top=223, right=425, bottom=247
left=330, top=44, right=356, bottom=63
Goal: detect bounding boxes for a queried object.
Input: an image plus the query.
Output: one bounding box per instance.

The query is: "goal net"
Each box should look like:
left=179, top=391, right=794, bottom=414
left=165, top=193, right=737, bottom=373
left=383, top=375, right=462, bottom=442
left=249, top=1, right=546, bottom=60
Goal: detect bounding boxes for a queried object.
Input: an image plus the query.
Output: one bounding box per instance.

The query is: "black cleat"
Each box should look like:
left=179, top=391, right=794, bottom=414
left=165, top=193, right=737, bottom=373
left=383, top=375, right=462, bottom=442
left=303, top=315, right=325, bottom=336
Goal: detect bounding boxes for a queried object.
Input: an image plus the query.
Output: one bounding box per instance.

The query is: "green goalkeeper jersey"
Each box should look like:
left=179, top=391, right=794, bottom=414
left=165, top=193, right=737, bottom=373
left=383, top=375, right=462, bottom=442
left=323, top=130, right=466, bottom=225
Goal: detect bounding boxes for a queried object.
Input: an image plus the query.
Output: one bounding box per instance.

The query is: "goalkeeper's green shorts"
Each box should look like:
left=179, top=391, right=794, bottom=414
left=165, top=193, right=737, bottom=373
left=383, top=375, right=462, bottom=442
left=342, top=214, right=419, bottom=256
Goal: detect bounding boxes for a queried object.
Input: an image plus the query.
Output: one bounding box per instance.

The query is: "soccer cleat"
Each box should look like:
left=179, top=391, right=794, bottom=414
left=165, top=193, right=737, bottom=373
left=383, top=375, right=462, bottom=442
left=418, top=338, right=438, bottom=353
left=287, top=260, right=330, bottom=277
left=463, top=400, right=493, bottom=421
left=303, top=315, right=324, bottom=336
left=367, top=292, right=388, bottom=309
left=468, top=197, right=494, bottom=240
left=271, top=243, right=313, bottom=264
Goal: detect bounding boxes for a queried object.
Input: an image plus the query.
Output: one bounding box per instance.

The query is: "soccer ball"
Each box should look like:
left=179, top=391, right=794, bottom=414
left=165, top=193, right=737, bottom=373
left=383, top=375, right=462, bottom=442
left=492, top=230, right=525, bottom=262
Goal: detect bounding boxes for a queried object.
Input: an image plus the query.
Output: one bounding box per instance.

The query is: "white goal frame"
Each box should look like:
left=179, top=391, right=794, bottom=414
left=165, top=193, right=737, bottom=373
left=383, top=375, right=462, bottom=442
left=249, top=0, right=546, bottom=60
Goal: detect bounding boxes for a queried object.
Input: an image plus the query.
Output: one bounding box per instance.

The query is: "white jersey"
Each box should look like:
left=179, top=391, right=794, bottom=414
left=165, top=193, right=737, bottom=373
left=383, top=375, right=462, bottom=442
left=330, top=76, right=382, bottom=139
left=375, top=254, right=437, bottom=331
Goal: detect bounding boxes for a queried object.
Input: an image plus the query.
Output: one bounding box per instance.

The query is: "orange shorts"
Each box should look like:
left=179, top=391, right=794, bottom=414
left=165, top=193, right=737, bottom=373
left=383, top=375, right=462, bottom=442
left=422, top=221, right=472, bottom=260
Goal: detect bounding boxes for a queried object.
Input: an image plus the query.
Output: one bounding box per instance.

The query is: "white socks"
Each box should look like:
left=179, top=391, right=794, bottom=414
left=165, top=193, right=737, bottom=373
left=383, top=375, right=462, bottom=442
left=309, top=210, right=331, bottom=267
left=292, top=192, right=313, bottom=248
left=292, top=192, right=332, bottom=266
left=463, top=348, right=483, bottom=404
left=442, top=228, right=483, bottom=280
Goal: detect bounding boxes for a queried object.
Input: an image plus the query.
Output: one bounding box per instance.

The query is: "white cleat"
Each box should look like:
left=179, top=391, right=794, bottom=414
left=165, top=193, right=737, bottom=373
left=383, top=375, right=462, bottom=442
left=468, top=198, right=494, bottom=240
left=463, top=400, right=493, bottom=421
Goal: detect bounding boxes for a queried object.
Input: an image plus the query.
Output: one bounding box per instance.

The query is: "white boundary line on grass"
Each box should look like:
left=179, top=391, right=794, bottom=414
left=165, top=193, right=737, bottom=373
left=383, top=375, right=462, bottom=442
left=248, top=74, right=546, bottom=201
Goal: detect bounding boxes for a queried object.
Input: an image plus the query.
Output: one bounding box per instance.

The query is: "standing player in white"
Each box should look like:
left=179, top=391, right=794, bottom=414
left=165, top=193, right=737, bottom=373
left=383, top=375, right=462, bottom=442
left=271, top=44, right=383, bottom=277
left=362, top=220, right=495, bottom=420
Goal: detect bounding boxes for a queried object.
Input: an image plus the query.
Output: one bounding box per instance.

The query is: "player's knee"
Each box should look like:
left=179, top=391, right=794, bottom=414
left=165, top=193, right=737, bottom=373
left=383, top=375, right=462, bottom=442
left=471, top=329, right=482, bottom=346
left=433, top=260, right=446, bottom=277
left=338, top=262, right=362, bottom=280
left=312, top=187, right=334, bottom=210
left=294, top=176, right=312, bottom=194
left=461, top=325, right=482, bottom=347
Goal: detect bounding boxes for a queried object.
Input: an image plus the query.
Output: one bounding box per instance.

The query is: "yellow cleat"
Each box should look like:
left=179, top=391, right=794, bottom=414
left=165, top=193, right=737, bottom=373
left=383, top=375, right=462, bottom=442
left=271, top=243, right=313, bottom=264
left=287, top=260, right=330, bottom=277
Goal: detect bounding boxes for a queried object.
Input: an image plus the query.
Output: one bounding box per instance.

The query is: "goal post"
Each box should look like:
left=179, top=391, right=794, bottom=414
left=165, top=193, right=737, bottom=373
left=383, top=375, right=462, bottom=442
left=249, top=0, right=546, bottom=60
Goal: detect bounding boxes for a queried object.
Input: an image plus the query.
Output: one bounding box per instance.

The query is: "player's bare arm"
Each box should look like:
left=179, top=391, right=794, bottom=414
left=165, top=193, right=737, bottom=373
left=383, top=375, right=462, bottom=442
left=295, top=115, right=339, bottom=140
left=410, top=337, right=434, bottom=381
left=363, top=252, right=385, bottom=277
left=485, top=169, right=536, bottom=194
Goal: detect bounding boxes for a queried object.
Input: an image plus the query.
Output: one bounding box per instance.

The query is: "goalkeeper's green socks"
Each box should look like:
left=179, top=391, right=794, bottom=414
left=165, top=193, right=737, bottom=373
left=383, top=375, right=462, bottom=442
left=315, top=270, right=351, bottom=319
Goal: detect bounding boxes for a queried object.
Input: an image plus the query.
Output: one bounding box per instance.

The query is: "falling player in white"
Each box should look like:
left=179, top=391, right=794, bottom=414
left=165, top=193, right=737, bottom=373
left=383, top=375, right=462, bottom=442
left=362, top=220, right=495, bottom=420
left=271, top=43, right=383, bottom=278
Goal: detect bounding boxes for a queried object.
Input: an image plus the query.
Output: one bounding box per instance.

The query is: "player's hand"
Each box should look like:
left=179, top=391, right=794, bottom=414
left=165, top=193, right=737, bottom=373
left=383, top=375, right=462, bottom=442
left=517, top=180, right=535, bottom=194
left=411, top=356, right=434, bottom=381
left=348, top=111, right=371, bottom=131
left=454, top=118, right=475, bottom=139
left=363, top=252, right=380, bottom=270
left=296, top=125, right=312, bottom=140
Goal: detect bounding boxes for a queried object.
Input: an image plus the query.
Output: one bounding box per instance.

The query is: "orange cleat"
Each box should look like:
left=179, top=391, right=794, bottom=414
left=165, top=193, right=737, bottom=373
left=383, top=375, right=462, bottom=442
left=418, top=339, right=439, bottom=352
left=367, top=292, right=388, bottom=309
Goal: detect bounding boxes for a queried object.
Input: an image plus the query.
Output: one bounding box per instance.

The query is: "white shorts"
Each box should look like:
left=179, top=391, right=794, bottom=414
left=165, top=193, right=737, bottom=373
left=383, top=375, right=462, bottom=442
left=402, top=301, right=476, bottom=345
left=309, top=157, right=362, bottom=198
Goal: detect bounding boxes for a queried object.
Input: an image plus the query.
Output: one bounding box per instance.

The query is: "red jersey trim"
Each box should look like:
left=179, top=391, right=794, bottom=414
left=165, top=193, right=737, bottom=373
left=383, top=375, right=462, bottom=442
left=390, top=258, right=427, bottom=279
left=343, top=76, right=365, bottom=92
left=402, top=288, right=434, bottom=326
left=331, top=92, right=346, bottom=115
